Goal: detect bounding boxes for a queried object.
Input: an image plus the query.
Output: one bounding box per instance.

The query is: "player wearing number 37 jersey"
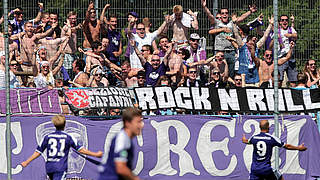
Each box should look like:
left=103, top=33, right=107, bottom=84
left=242, top=120, right=307, bottom=180
left=21, top=115, right=103, bottom=180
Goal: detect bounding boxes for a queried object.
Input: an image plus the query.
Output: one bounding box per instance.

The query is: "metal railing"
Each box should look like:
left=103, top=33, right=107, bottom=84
left=1, top=0, right=319, bottom=70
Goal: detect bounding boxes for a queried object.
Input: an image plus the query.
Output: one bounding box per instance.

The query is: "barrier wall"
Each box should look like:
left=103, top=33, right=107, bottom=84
left=0, top=115, right=320, bottom=180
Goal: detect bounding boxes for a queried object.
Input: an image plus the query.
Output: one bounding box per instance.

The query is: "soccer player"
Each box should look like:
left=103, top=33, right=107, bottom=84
left=242, top=120, right=307, bottom=180
left=98, top=107, right=144, bottom=180
left=21, top=115, right=103, bottom=180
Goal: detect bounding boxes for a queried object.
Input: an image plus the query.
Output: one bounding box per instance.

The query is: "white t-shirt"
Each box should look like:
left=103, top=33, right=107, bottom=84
left=0, top=70, right=20, bottom=88
left=129, top=31, right=158, bottom=69
left=34, top=72, right=55, bottom=88
left=278, top=27, right=297, bottom=57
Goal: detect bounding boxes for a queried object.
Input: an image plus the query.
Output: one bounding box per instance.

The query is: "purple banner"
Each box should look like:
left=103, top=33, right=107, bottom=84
left=0, top=88, right=62, bottom=115
left=0, top=115, right=319, bottom=180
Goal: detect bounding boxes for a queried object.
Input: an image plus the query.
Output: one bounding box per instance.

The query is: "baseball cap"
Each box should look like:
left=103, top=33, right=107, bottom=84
left=190, top=33, right=200, bottom=40
left=40, top=61, right=50, bottom=67
left=137, top=70, right=145, bottom=78
left=128, top=12, right=139, bottom=18
left=0, top=51, right=5, bottom=57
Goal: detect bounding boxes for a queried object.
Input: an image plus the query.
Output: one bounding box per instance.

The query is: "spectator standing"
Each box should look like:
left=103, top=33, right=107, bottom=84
left=62, top=11, right=82, bottom=80
left=277, top=15, right=298, bottom=87
left=83, top=1, right=104, bottom=49
left=232, top=17, right=259, bottom=87
left=124, top=12, right=139, bottom=60
left=168, top=5, right=198, bottom=43
left=252, top=42, right=294, bottom=88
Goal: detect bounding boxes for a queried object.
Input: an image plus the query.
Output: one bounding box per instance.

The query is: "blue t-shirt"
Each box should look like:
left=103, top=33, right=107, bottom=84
left=145, top=62, right=167, bottom=86
left=238, top=44, right=259, bottom=84
left=105, top=28, right=121, bottom=65
left=98, top=129, right=134, bottom=180
left=248, top=132, right=284, bottom=174
left=36, top=130, right=83, bottom=173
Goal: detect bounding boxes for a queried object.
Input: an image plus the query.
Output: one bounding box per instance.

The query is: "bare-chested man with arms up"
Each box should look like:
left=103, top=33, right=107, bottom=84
left=83, top=1, right=105, bottom=49
left=168, top=5, right=198, bottom=43
left=253, top=42, right=295, bottom=88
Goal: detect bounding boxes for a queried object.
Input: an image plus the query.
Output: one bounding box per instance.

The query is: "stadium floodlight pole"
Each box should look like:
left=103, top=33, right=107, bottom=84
left=213, top=0, right=218, bottom=16
left=3, top=0, right=12, bottom=179
left=273, top=0, right=280, bottom=171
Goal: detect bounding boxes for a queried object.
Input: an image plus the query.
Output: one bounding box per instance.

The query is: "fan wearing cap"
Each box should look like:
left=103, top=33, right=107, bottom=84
left=87, top=67, right=109, bottom=87
left=82, top=1, right=106, bottom=49
left=127, top=13, right=169, bottom=70
left=0, top=52, right=21, bottom=88
left=136, top=70, right=146, bottom=87
left=166, top=5, right=199, bottom=42
left=185, top=33, right=206, bottom=64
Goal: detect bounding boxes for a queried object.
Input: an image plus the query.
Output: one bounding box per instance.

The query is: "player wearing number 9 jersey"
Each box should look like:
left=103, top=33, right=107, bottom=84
left=242, top=120, right=307, bottom=180
left=21, top=115, right=103, bottom=180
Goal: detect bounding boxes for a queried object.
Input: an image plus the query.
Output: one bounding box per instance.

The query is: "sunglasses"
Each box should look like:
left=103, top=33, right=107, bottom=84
left=216, top=16, right=222, bottom=19
left=137, top=28, right=145, bottom=31
left=221, top=12, right=228, bottom=15
left=235, top=79, right=242, bottom=81
left=95, top=74, right=102, bottom=76
left=190, top=39, right=199, bottom=42
left=281, top=19, right=288, bottom=22
left=42, top=66, right=49, bottom=68
left=189, top=71, right=197, bottom=74
left=213, top=72, right=220, bottom=75
left=309, top=63, right=316, bottom=66
left=265, top=54, right=272, bottom=57
left=141, top=49, right=149, bottom=52
left=137, top=76, right=144, bottom=79
left=151, top=59, right=160, bottom=62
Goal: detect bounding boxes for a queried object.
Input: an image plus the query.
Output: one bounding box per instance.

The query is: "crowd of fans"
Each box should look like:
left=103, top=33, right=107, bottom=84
left=0, top=1, right=317, bottom=115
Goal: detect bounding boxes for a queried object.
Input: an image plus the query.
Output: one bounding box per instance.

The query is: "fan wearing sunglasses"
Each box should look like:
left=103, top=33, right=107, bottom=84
left=278, top=14, right=298, bottom=87
left=206, top=68, right=227, bottom=88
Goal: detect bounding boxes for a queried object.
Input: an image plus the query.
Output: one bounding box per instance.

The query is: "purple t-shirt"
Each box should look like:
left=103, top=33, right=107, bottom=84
left=144, top=62, right=167, bottom=86
left=158, top=50, right=166, bottom=58
left=105, top=28, right=121, bottom=64
left=36, top=130, right=83, bottom=173
left=185, top=46, right=206, bottom=63
left=125, top=28, right=136, bottom=58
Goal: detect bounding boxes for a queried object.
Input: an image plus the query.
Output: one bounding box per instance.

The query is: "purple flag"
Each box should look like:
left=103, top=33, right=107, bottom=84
left=0, top=115, right=319, bottom=180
